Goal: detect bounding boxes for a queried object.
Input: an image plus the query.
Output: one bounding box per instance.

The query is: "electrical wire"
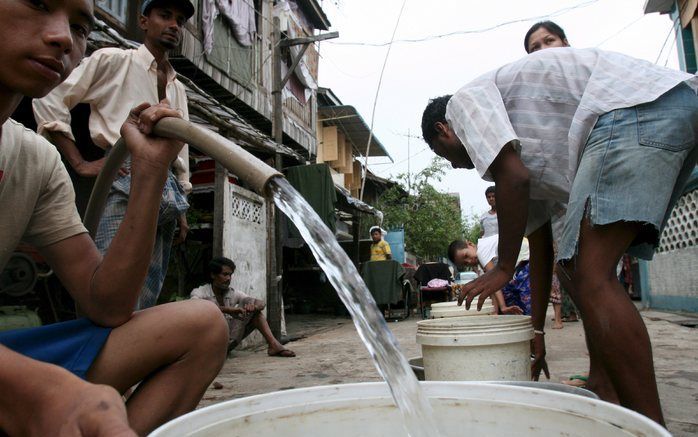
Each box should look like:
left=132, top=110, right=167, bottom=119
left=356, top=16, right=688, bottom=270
left=653, top=0, right=686, bottom=64
left=375, top=146, right=430, bottom=175
left=317, top=51, right=379, bottom=79
left=359, top=0, right=408, bottom=201
left=654, top=24, right=676, bottom=64
left=663, top=28, right=679, bottom=67
left=328, top=0, right=599, bottom=47
left=594, top=14, right=647, bottom=47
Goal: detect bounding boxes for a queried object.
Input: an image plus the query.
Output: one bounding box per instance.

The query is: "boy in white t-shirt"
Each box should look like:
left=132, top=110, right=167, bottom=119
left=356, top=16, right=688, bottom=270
left=448, top=237, right=529, bottom=315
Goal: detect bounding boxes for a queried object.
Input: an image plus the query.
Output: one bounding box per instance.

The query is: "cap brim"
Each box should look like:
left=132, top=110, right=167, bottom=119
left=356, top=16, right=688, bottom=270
left=143, top=0, right=195, bottom=19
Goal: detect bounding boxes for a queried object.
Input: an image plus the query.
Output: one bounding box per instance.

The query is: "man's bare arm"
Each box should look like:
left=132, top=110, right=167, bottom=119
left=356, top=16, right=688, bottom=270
left=48, top=131, right=106, bottom=178
left=41, top=163, right=165, bottom=325
left=460, top=142, right=530, bottom=310
left=40, top=102, right=184, bottom=327
left=489, top=143, right=529, bottom=274
left=0, top=345, right=135, bottom=436
left=220, top=306, right=243, bottom=315
left=527, top=220, right=554, bottom=380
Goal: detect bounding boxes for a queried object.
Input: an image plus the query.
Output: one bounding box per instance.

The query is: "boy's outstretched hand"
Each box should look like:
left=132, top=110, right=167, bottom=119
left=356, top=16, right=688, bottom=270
left=11, top=365, right=136, bottom=437
left=52, top=381, right=135, bottom=437
left=120, top=100, right=184, bottom=173
left=457, top=264, right=513, bottom=311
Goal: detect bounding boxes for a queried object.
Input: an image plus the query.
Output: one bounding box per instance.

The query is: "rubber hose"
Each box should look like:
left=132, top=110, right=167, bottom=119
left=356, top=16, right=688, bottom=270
left=83, top=117, right=283, bottom=237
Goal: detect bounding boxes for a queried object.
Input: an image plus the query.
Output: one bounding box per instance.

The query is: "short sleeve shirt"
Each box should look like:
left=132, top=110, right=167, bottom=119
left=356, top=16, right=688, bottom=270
left=190, top=283, right=251, bottom=306
left=479, top=212, right=498, bottom=238
left=190, top=283, right=252, bottom=322
left=476, top=235, right=530, bottom=269
left=446, top=47, right=698, bottom=230
left=0, top=120, right=87, bottom=270
left=370, top=240, right=392, bottom=261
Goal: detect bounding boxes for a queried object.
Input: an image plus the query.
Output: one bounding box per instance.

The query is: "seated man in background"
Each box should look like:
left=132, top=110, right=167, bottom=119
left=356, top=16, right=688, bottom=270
left=369, top=226, right=392, bottom=261
left=448, top=239, right=527, bottom=315
left=191, top=257, right=295, bottom=357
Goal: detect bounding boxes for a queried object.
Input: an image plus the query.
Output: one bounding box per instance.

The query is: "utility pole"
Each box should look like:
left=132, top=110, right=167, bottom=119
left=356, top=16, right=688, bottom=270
left=268, top=16, right=338, bottom=338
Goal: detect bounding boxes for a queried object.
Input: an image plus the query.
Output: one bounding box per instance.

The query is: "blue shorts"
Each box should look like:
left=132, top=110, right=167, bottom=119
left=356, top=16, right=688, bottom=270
left=0, top=318, right=111, bottom=379
left=559, top=83, right=698, bottom=261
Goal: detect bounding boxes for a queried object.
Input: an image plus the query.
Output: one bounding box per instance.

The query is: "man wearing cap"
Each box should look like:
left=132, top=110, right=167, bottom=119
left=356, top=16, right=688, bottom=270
left=34, top=0, right=196, bottom=309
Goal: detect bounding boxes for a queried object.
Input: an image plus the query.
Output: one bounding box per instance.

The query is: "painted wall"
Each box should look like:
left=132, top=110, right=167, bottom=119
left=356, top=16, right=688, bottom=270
left=645, top=179, right=698, bottom=313
left=647, top=247, right=698, bottom=312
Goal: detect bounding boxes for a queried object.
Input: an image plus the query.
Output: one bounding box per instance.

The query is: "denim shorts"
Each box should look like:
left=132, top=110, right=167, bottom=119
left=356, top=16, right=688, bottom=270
left=558, top=82, right=698, bottom=261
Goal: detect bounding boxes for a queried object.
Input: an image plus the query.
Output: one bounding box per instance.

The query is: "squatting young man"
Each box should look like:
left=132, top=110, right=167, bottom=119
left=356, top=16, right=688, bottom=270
left=0, top=1, right=228, bottom=435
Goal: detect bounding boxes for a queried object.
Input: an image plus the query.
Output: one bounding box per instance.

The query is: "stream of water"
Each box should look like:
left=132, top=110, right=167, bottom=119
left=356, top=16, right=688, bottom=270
left=270, top=178, right=442, bottom=437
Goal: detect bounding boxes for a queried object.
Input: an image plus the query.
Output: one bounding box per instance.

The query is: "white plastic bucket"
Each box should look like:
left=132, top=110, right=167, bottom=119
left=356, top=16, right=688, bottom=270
left=416, top=315, right=533, bottom=381
left=408, top=356, right=599, bottom=399
left=430, top=300, right=494, bottom=318
left=150, top=382, right=670, bottom=437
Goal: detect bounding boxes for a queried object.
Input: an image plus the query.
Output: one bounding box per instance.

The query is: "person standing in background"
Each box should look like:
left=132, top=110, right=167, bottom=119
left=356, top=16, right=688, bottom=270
left=525, top=21, right=579, bottom=327
left=524, top=20, right=570, bottom=54
left=34, top=0, right=195, bottom=309
left=479, top=185, right=499, bottom=238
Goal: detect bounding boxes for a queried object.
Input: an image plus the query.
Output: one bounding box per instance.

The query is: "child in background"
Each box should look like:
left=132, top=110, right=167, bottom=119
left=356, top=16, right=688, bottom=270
left=369, top=226, right=392, bottom=261
left=447, top=238, right=526, bottom=315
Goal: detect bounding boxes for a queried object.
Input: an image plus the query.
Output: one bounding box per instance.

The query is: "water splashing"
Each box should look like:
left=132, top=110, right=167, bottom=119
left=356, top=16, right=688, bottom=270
left=270, top=178, right=442, bottom=437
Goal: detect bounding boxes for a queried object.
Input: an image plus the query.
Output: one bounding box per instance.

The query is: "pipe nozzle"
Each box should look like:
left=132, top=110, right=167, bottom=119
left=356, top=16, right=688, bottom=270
left=152, top=117, right=283, bottom=194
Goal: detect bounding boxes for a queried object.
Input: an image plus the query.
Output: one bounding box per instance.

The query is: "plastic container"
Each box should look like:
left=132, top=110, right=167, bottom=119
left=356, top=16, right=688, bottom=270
left=430, top=300, right=494, bottom=318
left=455, top=271, right=478, bottom=284
left=416, top=315, right=533, bottom=381
left=409, top=356, right=425, bottom=380
left=408, top=356, right=598, bottom=399
left=150, top=382, right=670, bottom=437
left=489, top=380, right=599, bottom=399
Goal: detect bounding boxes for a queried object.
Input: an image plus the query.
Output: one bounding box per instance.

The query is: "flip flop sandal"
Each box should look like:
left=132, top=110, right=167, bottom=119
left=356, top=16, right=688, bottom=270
left=269, top=349, right=296, bottom=358
left=562, top=374, right=588, bottom=387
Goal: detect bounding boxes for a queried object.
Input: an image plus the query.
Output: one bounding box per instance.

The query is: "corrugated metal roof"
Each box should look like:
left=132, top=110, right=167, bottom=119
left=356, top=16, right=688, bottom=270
left=295, top=0, right=331, bottom=30
left=335, top=184, right=383, bottom=218
left=318, top=105, right=393, bottom=161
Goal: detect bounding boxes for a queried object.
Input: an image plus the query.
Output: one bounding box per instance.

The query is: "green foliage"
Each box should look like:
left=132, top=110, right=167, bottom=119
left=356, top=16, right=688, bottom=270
left=462, top=214, right=482, bottom=243
left=376, top=157, right=480, bottom=260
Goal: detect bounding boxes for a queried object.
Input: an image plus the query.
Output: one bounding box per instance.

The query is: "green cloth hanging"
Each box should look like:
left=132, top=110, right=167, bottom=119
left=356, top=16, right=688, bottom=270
left=361, top=260, right=405, bottom=305
left=285, top=164, right=337, bottom=238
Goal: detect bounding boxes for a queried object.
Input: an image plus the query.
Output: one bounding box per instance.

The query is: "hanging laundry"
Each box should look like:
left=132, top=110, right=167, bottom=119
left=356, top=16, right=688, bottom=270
left=202, top=0, right=256, bottom=54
